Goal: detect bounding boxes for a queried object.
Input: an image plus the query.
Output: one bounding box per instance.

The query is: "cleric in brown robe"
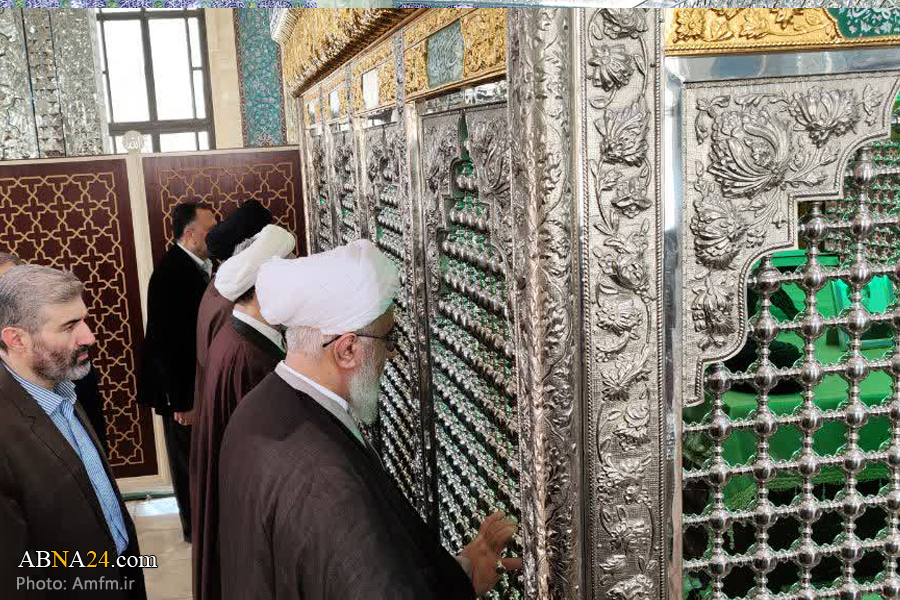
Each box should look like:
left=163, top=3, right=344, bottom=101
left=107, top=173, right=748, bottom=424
left=219, top=240, right=520, bottom=600
left=192, top=200, right=273, bottom=424
left=190, top=225, right=295, bottom=600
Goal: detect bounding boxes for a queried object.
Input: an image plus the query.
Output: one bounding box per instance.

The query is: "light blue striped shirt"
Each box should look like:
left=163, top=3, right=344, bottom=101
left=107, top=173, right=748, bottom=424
left=4, top=363, right=130, bottom=555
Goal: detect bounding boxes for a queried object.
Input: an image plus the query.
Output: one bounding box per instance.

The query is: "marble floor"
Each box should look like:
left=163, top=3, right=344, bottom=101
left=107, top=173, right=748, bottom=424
left=125, top=496, right=192, bottom=600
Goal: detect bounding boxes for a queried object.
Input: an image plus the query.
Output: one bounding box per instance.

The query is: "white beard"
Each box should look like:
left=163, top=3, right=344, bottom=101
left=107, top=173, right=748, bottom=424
left=348, top=351, right=382, bottom=426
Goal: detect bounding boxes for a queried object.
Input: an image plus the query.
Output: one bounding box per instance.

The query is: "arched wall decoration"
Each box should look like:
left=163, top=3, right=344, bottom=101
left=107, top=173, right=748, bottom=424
left=681, top=73, right=900, bottom=408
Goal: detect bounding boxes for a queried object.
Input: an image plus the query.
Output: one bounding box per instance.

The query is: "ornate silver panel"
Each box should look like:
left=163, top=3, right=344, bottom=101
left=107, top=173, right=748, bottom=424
left=420, top=102, right=523, bottom=600
left=670, top=48, right=900, bottom=600
left=309, top=131, right=336, bottom=253
left=580, top=8, right=666, bottom=600
left=0, top=8, right=37, bottom=161
left=52, top=9, right=105, bottom=158
left=331, top=128, right=361, bottom=245
left=363, top=119, right=429, bottom=518
left=681, top=72, right=900, bottom=409
left=506, top=9, right=584, bottom=600
left=23, top=9, right=65, bottom=159
left=0, top=8, right=103, bottom=161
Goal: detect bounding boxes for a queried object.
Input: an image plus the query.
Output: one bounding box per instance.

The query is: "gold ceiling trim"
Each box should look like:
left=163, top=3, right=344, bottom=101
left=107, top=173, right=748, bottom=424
left=281, top=9, right=410, bottom=95
left=404, top=8, right=506, bottom=100
left=666, top=8, right=849, bottom=55
left=351, top=38, right=395, bottom=115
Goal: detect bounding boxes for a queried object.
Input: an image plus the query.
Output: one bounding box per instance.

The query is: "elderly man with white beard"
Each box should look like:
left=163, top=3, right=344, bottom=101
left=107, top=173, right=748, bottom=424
left=218, top=239, right=519, bottom=600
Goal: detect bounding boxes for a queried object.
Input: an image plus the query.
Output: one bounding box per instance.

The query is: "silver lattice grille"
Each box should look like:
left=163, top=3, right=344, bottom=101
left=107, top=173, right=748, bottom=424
left=683, top=143, right=900, bottom=599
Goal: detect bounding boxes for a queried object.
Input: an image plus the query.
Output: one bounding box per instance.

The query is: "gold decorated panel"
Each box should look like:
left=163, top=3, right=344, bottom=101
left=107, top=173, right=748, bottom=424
left=404, top=43, right=428, bottom=99
left=461, top=9, right=506, bottom=81
left=666, top=8, right=900, bottom=55
left=404, top=8, right=506, bottom=100
left=351, top=37, right=395, bottom=114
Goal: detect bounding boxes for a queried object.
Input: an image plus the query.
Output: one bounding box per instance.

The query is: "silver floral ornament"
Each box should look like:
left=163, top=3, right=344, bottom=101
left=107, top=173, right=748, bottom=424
left=599, top=8, right=648, bottom=40
left=596, top=99, right=650, bottom=166
left=709, top=107, right=794, bottom=198
left=588, top=44, right=634, bottom=92
left=788, top=86, right=860, bottom=147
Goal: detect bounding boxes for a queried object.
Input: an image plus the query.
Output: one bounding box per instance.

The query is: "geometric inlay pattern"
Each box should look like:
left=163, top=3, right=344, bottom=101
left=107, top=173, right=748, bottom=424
left=142, top=150, right=306, bottom=263
left=0, top=159, right=156, bottom=478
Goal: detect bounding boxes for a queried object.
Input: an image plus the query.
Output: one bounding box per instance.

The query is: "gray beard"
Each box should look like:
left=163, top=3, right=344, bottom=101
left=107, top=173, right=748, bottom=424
left=32, top=339, right=92, bottom=384
left=347, top=354, right=382, bottom=426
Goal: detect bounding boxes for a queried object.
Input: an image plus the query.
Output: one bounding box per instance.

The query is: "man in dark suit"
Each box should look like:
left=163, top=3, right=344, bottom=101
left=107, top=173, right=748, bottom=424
left=0, top=264, right=147, bottom=599
left=139, top=201, right=217, bottom=542
left=0, top=252, right=109, bottom=455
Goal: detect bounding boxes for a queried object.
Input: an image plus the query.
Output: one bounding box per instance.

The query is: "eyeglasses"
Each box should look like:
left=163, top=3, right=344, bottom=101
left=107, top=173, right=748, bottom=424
left=322, top=327, right=397, bottom=353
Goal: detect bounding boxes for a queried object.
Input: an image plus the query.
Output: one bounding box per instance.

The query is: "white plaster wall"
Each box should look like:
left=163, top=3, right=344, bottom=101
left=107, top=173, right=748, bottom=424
left=205, top=8, right=244, bottom=149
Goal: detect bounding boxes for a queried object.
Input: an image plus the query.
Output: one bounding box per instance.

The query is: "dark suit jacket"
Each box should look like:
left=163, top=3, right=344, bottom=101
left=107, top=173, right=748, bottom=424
left=139, top=244, right=209, bottom=415
left=0, top=364, right=147, bottom=599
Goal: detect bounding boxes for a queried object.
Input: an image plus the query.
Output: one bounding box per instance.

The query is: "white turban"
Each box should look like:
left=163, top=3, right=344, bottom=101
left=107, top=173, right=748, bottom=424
left=215, top=225, right=296, bottom=302
left=256, top=239, right=399, bottom=334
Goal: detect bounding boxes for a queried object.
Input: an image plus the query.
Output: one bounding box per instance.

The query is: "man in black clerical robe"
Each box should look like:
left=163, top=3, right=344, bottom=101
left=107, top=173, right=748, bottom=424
left=219, top=240, right=518, bottom=600
left=191, top=225, right=294, bottom=600
left=194, top=200, right=273, bottom=417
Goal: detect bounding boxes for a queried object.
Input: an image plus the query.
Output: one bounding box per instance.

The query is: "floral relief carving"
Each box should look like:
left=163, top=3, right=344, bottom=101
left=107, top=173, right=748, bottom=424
left=422, top=120, right=459, bottom=291
left=585, top=8, right=661, bottom=600
left=508, top=8, right=580, bottom=599
left=404, top=44, right=428, bottom=98
left=682, top=73, right=900, bottom=407
left=588, top=44, right=634, bottom=93
left=467, top=114, right=514, bottom=271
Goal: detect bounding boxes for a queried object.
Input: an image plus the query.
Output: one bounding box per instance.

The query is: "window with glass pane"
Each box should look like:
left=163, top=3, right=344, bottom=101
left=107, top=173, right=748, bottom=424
left=96, top=8, right=214, bottom=153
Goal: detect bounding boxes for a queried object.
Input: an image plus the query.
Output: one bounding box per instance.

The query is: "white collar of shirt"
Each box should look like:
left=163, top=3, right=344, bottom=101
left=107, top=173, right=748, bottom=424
left=275, top=361, right=364, bottom=444
left=177, top=242, right=212, bottom=277
left=232, top=309, right=284, bottom=352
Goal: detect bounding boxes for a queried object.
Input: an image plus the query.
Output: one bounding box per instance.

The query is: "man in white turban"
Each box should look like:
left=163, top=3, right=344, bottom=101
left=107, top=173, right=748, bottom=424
left=190, top=224, right=295, bottom=600
left=218, top=239, right=519, bottom=600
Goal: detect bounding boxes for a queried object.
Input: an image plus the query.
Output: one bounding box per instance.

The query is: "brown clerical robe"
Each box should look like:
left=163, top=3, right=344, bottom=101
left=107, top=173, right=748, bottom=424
left=194, top=280, right=234, bottom=410
left=190, top=315, right=284, bottom=600
left=218, top=369, right=476, bottom=600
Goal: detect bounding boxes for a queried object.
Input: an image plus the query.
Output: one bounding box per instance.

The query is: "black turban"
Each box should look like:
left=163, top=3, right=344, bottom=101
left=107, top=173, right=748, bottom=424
left=205, top=200, right=273, bottom=261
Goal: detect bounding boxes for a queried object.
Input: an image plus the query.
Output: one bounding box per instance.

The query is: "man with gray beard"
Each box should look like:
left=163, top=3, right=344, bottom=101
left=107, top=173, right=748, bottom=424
left=0, top=265, right=146, bottom=599
left=218, top=240, right=519, bottom=600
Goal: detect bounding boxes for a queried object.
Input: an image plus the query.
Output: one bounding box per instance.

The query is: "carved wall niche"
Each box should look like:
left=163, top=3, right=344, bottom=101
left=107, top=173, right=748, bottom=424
left=330, top=127, right=361, bottom=245
left=681, top=73, right=900, bottom=409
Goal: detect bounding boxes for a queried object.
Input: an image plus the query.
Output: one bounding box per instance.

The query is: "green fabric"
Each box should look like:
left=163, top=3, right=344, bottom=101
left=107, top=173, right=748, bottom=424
left=685, top=263, right=897, bottom=511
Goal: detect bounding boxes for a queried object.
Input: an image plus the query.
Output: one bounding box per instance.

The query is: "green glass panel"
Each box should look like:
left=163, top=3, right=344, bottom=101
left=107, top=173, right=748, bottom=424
left=426, top=21, right=463, bottom=89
